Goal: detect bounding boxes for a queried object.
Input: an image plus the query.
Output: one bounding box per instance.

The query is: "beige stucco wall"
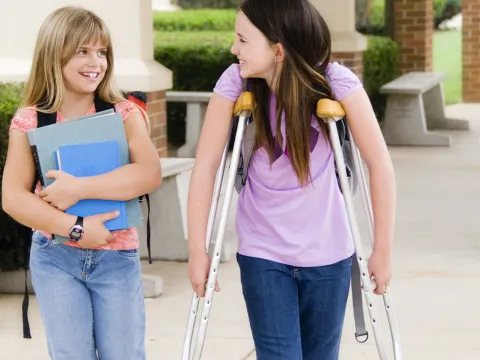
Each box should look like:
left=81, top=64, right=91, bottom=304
left=0, top=0, right=172, bottom=92
left=309, top=0, right=367, bottom=52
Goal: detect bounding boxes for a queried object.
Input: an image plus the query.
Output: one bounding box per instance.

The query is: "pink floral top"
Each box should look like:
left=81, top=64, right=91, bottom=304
left=9, top=100, right=140, bottom=250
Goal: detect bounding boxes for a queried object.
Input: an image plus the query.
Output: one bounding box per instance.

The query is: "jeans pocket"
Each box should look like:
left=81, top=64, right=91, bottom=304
left=116, top=248, right=139, bottom=258
left=31, top=231, right=52, bottom=250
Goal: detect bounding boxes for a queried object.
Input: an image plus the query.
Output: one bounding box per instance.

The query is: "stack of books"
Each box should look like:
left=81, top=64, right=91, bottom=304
left=27, top=109, right=143, bottom=243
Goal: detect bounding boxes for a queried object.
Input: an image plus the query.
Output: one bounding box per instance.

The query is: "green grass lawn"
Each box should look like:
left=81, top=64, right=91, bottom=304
left=433, top=29, right=462, bottom=104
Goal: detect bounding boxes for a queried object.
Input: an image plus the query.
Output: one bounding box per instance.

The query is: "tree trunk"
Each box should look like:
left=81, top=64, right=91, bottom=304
left=384, top=0, right=395, bottom=38
left=355, top=0, right=373, bottom=28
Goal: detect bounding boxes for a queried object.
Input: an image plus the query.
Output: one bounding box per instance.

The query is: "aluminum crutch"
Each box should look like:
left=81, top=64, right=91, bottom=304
left=182, top=92, right=253, bottom=360
left=181, top=116, right=231, bottom=360
left=348, top=126, right=403, bottom=360
left=316, top=98, right=403, bottom=360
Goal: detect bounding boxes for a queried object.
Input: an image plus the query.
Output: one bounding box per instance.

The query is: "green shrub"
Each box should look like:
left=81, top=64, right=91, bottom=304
left=359, top=0, right=462, bottom=35
left=154, top=31, right=399, bottom=145
left=0, top=82, right=30, bottom=272
left=363, top=36, right=400, bottom=122
left=154, top=31, right=236, bottom=146
left=175, top=0, right=240, bottom=9
left=361, top=0, right=385, bottom=35
left=153, top=9, right=236, bottom=31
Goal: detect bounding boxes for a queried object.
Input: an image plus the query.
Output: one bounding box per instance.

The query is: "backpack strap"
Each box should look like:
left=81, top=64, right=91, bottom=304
left=37, top=111, right=57, bottom=128
left=139, top=193, right=152, bottom=264
left=323, top=73, right=367, bottom=343
left=120, top=92, right=152, bottom=264
left=94, top=93, right=115, bottom=112
left=92, top=93, right=152, bottom=264
left=21, top=225, right=32, bottom=339
left=21, top=108, right=58, bottom=339
left=91, top=92, right=152, bottom=264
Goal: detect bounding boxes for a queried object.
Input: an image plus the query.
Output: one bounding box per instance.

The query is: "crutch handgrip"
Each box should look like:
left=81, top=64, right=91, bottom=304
left=233, top=91, right=253, bottom=116
left=316, top=98, right=345, bottom=122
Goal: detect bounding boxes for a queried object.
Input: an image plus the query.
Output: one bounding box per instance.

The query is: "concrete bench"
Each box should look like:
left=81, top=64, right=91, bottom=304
left=380, top=72, right=470, bottom=146
left=0, top=157, right=236, bottom=298
left=166, top=91, right=212, bottom=157
left=137, top=157, right=235, bottom=264
left=0, top=158, right=199, bottom=298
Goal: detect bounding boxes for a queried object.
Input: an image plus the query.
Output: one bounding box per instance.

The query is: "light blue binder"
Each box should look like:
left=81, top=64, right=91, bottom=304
left=27, top=110, right=143, bottom=243
left=54, top=140, right=128, bottom=231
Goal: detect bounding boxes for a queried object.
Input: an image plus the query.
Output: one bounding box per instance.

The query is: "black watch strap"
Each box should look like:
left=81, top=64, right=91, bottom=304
left=76, top=216, right=84, bottom=227
left=68, top=216, right=84, bottom=242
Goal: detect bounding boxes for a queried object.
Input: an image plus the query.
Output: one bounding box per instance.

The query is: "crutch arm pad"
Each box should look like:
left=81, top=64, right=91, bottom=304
left=316, top=99, right=346, bottom=119
left=233, top=92, right=253, bottom=116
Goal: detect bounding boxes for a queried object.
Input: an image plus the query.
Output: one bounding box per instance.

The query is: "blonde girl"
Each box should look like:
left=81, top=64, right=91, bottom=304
left=2, top=6, right=161, bottom=360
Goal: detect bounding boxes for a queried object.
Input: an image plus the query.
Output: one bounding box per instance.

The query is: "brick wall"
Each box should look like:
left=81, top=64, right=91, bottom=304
left=394, top=0, right=434, bottom=74
left=462, top=0, right=480, bottom=102
left=146, top=90, right=168, bottom=158
left=332, top=51, right=364, bottom=80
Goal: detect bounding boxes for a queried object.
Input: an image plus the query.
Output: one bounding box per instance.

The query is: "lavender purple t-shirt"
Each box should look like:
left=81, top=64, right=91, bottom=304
left=213, top=62, right=363, bottom=267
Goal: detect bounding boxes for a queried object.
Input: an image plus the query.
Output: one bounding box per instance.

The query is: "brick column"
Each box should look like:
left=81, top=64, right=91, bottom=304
left=462, top=0, right=480, bottom=102
left=331, top=52, right=364, bottom=80
left=308, top=0, right=367, bottom=80
left=394, top=0, right=434, bottom=74
left=147, top=90, right=168, bottom=158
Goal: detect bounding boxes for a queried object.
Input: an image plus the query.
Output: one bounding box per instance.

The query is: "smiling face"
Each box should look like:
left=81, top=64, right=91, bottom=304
left=230, top=11, right=282, bottom=84
left=62, top=40, right=108, bottom=96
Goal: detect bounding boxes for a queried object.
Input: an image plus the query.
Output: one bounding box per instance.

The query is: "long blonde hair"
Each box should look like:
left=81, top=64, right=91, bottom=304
left=21, top=6, right=150, bottom=131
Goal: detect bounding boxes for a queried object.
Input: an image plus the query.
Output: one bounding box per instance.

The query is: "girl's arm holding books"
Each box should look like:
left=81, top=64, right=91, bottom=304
left=2, top=130, right=119, bottom=247
left=39, top=111, right=162, bottom=210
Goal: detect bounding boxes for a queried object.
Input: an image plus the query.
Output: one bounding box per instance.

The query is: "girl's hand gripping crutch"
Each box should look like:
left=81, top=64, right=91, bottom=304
left=182, top=92, right=254, bottom=360
left=316, top=98, right=403, bottom=360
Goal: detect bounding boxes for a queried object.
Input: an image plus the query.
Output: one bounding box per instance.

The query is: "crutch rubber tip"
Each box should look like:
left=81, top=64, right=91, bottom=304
left=316, top=98, right=346, bottom=118
left=234, top=92, right=253, bottom=115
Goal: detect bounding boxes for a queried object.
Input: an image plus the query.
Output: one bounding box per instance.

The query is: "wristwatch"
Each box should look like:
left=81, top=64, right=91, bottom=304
left=68, top=216, right=84, bottom=242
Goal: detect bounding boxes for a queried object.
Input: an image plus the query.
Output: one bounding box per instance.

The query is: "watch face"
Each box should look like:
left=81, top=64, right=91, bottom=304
left=69, top=224, right=84, bottom=241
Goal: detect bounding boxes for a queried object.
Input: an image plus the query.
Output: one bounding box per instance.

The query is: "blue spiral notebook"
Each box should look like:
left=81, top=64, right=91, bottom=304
left=54, top=140, right=128, bottom=231
left=27, top=110, right=143, bottom=243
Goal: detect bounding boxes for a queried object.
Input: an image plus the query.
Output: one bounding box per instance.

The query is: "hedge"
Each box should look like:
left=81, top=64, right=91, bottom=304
left=154, top=31, right=236, bottom=146
left=153, top=31, right=399, bottom=146
left=0, top=31, right=399, bottom=271
left=153, top=9, right=236, bottom=31
left=175, top=0, right=240, bottom=9
left=156, top=1, right=462, bottom=35
left=363, top=36, right=400, bottom=122
left=0, top=83, right=30, bottom=272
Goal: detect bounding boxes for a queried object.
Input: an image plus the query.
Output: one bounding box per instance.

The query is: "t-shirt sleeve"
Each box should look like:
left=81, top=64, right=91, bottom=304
left=9, top=107, right=38, bottom=133
left=213, top=63, right=243, bottom=102
left=326, top=62, right=363, bottom=101
left=114, top=100, right=141, bottom=122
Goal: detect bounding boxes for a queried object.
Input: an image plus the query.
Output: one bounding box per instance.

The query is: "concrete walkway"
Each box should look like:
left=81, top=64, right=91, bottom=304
left=1, top=103, right=479, bottom=359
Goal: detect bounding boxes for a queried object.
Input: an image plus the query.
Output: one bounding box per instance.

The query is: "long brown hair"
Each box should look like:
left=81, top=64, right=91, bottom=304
left=240, top=0, right=334, bottom=186
left=21, top=6, right=150, bottom=130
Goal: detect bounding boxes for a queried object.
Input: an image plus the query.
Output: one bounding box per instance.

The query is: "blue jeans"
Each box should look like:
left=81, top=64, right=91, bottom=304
left=29, top=231, right=146, bottom=360
left=237, top=253, right=352, bottom=360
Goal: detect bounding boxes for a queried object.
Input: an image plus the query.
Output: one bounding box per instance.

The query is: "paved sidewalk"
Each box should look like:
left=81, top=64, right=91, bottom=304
left=1, top=103, right=479, bottom=359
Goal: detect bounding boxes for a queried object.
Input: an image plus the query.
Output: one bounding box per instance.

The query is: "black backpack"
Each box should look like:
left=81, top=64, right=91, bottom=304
left=21, top=92, right=152, bottom=339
